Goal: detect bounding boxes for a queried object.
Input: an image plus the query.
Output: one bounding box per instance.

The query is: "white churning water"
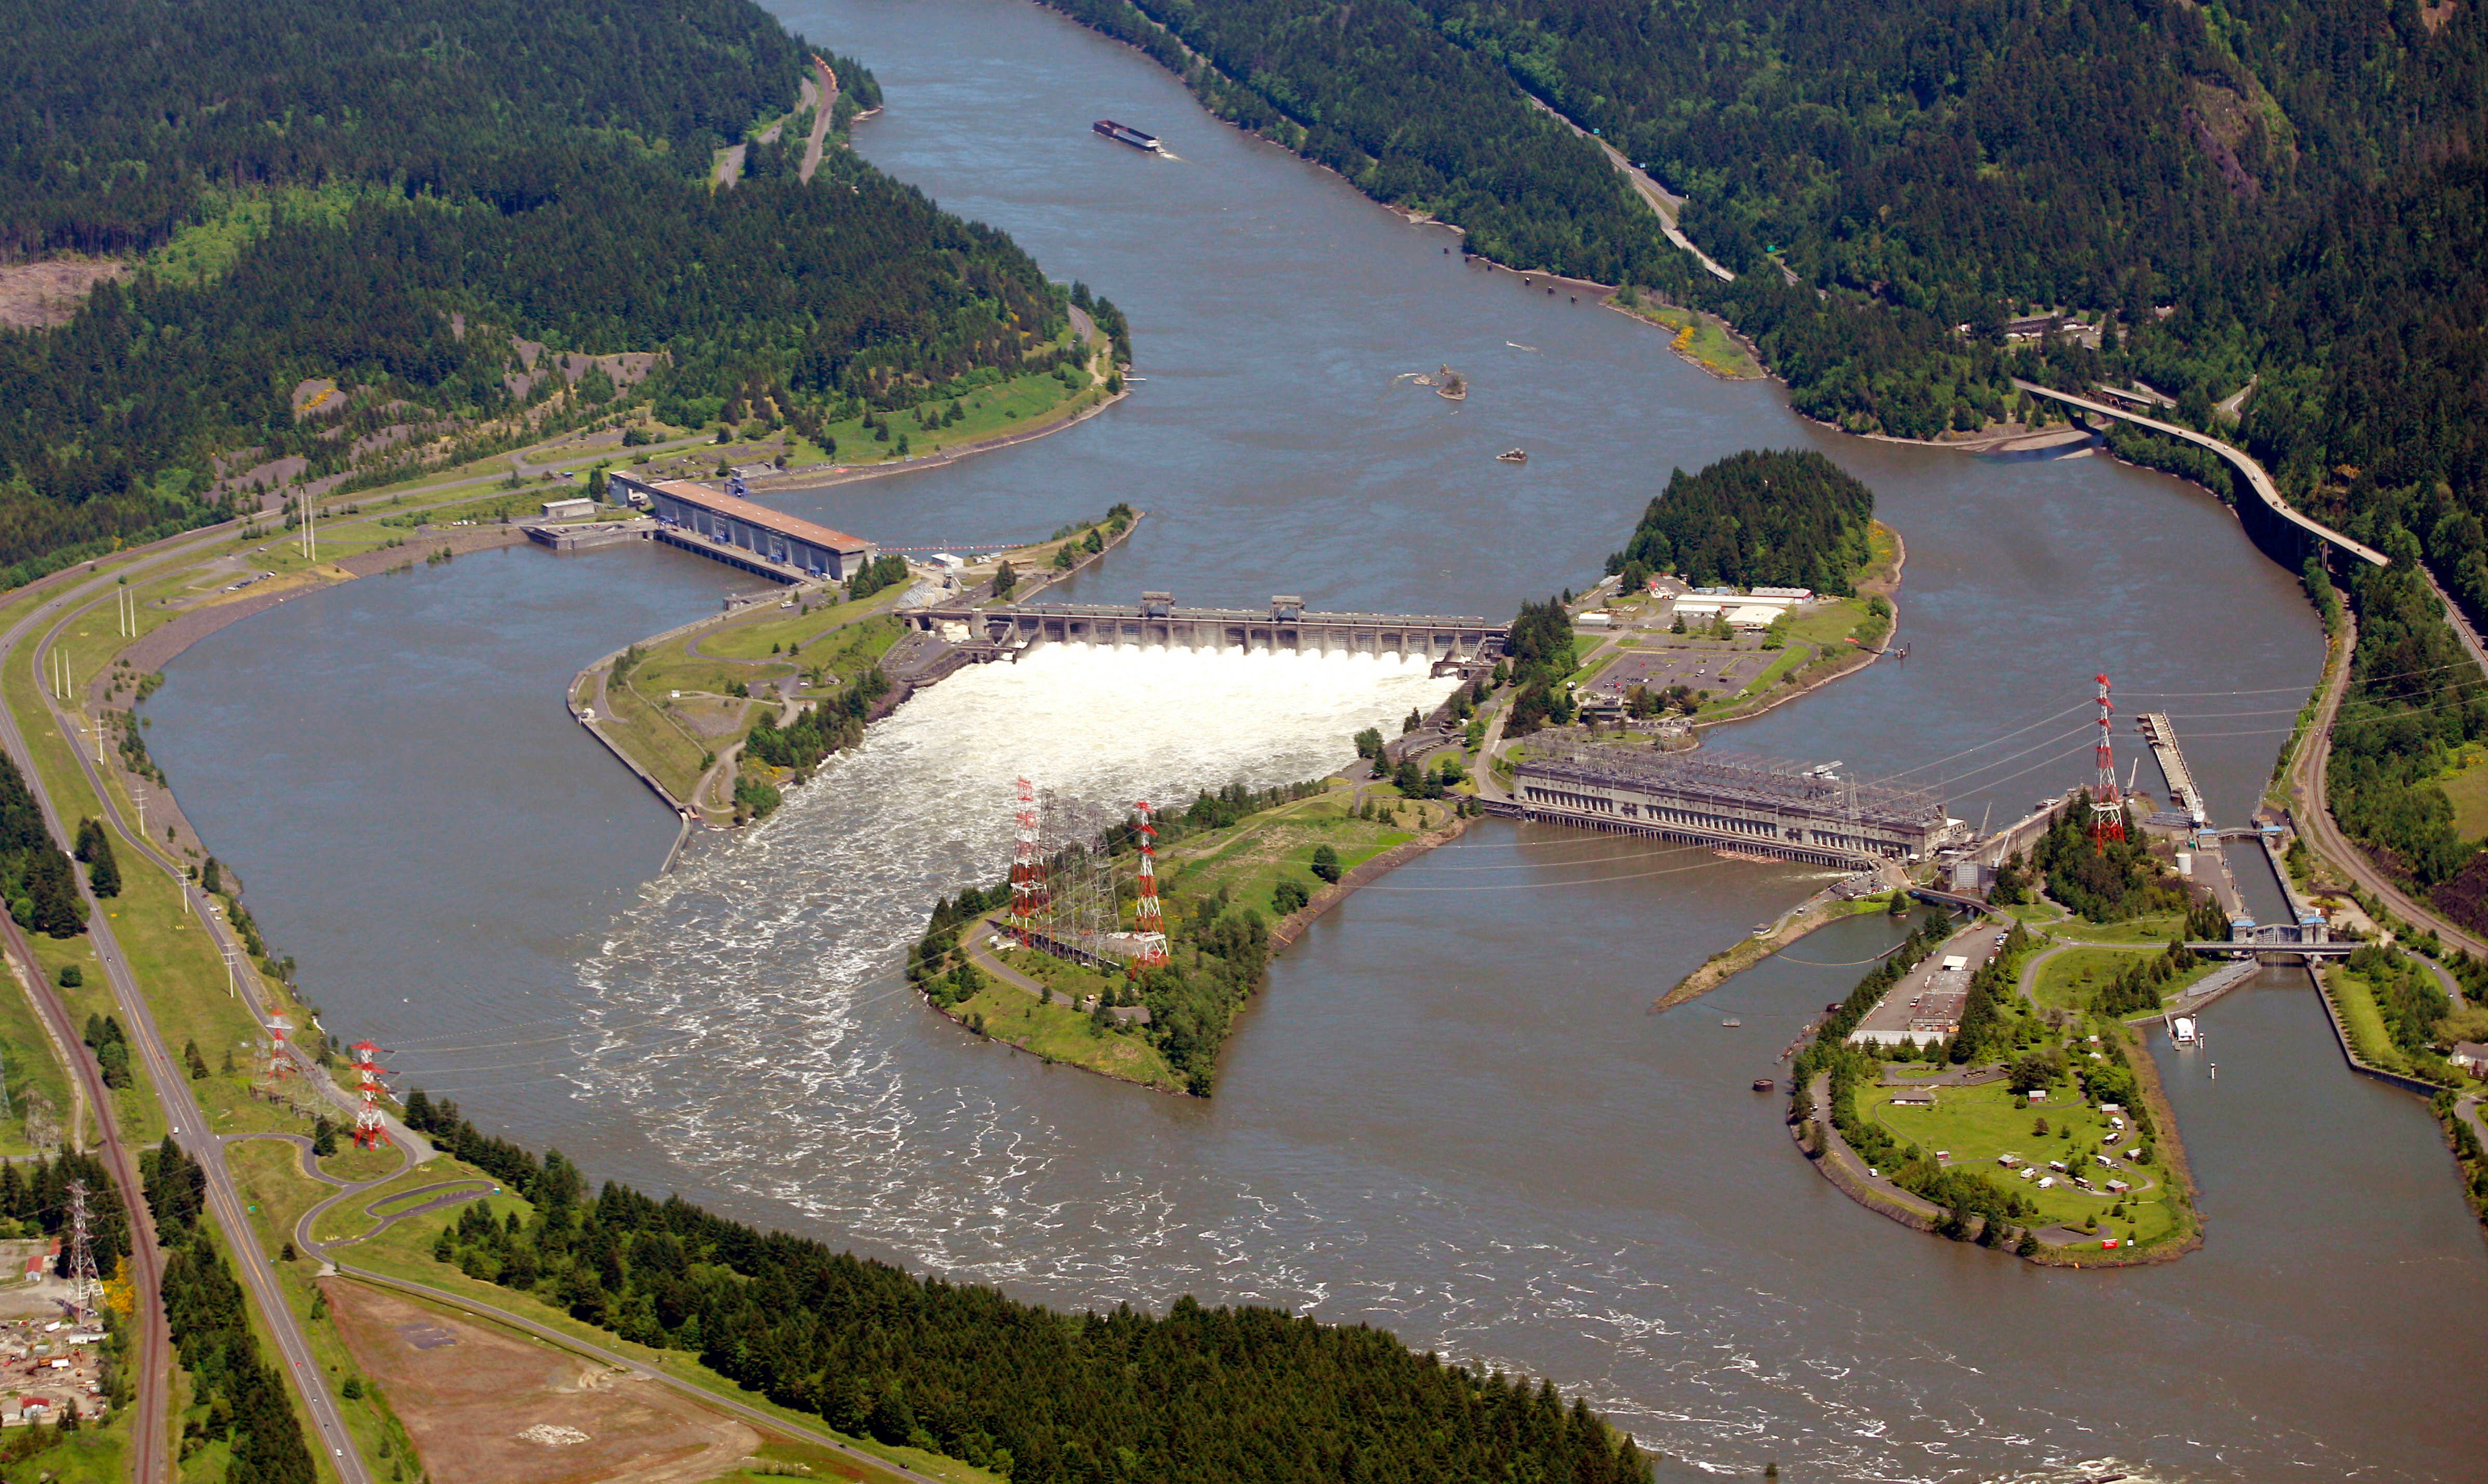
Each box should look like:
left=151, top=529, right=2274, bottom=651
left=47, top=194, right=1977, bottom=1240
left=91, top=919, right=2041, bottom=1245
left=571, top=642, right=1457, bottom=1247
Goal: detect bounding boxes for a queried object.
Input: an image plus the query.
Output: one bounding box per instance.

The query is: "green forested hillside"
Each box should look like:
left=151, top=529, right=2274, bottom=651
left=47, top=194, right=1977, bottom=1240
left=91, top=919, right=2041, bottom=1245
left=1046, top=0, right=2488, bottom=613
left=1616, top=450, right=1876, bottom=595
left=0, top=0, right=1056, bottom=580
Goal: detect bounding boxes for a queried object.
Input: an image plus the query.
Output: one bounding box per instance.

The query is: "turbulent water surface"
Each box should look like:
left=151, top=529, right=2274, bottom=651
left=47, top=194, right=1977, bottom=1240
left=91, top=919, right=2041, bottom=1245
left=134, top=0, right=2488, bottom=1478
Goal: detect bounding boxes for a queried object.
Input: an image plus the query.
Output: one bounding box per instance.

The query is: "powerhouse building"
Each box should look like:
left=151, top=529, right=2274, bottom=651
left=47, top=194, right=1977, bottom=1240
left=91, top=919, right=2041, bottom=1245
left=1513, top=748, right=1958, bottom=866
left=610, top=471, right=876, bottom=582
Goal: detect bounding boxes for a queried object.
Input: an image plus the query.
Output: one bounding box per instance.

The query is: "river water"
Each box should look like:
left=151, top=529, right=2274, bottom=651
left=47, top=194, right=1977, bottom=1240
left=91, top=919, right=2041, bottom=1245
left=137, top=0, right=2488, bottom=1478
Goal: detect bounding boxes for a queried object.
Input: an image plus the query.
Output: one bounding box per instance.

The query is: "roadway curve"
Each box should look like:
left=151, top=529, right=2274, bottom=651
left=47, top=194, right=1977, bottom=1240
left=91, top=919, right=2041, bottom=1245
left=2013, top=380, right=2388, bottom=568
left=2, top=564, right=379, bottom=1481
left=2286, top=613, right=2488, bottom=959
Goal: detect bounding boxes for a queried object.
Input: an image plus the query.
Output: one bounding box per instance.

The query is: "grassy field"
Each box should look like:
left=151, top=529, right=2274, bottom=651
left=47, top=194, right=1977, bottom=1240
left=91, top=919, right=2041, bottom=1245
left=1610, top=299, right=1761, bottom=378
left=949, top=968, right=1182, bottom=1093
left=2062, top=912, right=2186, bottom=945
left=2439, top=745, right=2488, bottom=841
left=1156, top=787, right=1432, bottom=918
left=2030, top=946, right=2218, bottom=1014
left=1863, top=1075, right=2178, bottom=1244
left=2323, top=968, right=2407, bottom=1072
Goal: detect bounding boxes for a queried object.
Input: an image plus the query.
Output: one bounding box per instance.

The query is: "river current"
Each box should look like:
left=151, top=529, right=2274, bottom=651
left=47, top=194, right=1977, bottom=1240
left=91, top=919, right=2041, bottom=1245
left=138, top=0, right=2488, bottom=1478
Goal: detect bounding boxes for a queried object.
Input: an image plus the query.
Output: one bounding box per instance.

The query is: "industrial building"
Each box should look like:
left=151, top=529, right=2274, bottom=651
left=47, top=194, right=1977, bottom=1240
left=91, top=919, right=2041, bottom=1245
left=609, top=471, right=876, bottom=583
left=1512, top=747, right=1960, bottom=867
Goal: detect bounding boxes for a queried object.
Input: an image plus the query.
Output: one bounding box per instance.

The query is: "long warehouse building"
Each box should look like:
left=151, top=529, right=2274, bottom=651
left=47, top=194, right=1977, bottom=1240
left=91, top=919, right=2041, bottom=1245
left=1513, top=748, right=1960, bottom=867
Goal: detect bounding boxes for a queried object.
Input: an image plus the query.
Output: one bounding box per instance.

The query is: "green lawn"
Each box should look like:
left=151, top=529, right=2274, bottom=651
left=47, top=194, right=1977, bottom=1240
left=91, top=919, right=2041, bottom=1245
left=950, top=971, right=1182, bottom=1094
left=2030, top=946, right=2218, bottom=1014
left=1157, top=788, right=1430, bottom=918
left=2063, top=912, right=2187, bottom=945
left=1863, top=1075, right=2177, bottom=1244
left=2323, top=968, right=2407, bottom=1072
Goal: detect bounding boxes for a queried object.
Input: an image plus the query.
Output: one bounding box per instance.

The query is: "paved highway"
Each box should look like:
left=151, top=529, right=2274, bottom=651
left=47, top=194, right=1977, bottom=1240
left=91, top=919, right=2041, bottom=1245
left=2013, top=379, right=2389, bottom=568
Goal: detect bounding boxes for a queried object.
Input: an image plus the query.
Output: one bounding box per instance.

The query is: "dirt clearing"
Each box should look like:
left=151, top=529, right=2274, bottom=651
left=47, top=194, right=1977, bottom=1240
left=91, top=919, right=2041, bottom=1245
left=325, top=1280, right=760, bottom=1484
left=0, top=259, right=124, bottom=329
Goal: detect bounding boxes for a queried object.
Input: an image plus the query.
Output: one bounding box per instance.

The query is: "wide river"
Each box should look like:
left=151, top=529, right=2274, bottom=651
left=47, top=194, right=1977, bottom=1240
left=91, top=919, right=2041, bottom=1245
left=140, top=1, right=2488, bottom=1478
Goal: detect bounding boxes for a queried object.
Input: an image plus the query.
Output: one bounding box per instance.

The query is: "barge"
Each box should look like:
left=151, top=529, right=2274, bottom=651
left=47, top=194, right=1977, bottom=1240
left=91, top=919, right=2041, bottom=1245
left=1092, top=119, right=1162, bottom=152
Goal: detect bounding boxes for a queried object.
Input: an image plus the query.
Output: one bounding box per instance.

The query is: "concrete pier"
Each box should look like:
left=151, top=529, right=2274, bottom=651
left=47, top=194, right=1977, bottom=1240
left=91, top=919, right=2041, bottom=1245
left=2137, top=712, right=2207, bottom=824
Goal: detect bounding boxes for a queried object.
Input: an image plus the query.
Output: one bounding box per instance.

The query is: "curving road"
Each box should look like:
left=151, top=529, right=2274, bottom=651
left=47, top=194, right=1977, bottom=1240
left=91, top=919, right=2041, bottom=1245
left=2284, top=614, right=2488, bottom=960
left=2013, top=380, right=2388, bottom=568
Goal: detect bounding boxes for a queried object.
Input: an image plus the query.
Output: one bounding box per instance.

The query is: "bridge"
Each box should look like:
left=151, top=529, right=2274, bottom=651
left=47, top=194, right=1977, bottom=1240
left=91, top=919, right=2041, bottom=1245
left=901, top=592, right=1507, bottom=665
left=2013, top=380, right=2388, bottom=568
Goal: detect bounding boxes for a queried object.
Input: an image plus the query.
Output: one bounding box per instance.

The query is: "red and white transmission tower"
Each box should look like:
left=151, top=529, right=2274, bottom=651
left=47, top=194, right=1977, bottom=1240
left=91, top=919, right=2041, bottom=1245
left=1129, top=800, right=1170, bottom=974
left=261, top=1016, right=296, bottom=1082
left=1009, top=776, right=1049, bottom=948
left=348, top=1040, right=392, bottom=1149
left=2090, top=673, right=2126, bottom=847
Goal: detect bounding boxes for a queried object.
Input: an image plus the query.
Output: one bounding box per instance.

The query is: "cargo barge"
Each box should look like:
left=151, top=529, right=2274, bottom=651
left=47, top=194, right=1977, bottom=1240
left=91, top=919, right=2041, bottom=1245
left=1092, top=119, right=1162, bottom=152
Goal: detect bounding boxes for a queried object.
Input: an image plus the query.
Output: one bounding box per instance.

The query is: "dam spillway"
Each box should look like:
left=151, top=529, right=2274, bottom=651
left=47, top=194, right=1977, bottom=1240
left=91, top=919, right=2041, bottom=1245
left=903, top=592, right=1506, bottom=664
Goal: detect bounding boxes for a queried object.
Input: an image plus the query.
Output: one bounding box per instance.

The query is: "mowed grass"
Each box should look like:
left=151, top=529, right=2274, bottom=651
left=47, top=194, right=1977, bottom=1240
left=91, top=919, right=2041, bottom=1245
left=1864, top=1076, right=2178, bottom=1243
left=1158, top=788, right=1427, bottom=918
left=950, top=975, right=1181, bottom=1093
left=597, top=674, right=710, bottom=802
left=2065, top=912, right=2186, bottom=945
left=2324, top=968, right=2406, bottom=1072
left=2032, top=946, right=2220, bottom=1015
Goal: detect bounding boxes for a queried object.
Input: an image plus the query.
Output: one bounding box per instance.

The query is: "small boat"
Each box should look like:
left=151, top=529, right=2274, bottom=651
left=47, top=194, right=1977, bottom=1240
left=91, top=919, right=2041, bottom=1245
left=1496, top=448, right=1527, bottom=463
left=1722, top=1017, right=1742, bottom=1028
left=1752, top=1077, right=1776, bottom=1092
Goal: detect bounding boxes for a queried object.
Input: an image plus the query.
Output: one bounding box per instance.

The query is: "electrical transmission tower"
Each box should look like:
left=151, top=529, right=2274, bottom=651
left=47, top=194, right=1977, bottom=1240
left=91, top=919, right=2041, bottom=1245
left=2090, top=672, right=2126, bottom=847
left=64, top=1180, right=99, bottom=1321
left=1009, top=777, right=1050, bottom=948
left=261, top=1015, right=296, bottom=1083
left=1129, top=800, right=1169, bottom=973
left=349, top=1041, right=393, bottom=1149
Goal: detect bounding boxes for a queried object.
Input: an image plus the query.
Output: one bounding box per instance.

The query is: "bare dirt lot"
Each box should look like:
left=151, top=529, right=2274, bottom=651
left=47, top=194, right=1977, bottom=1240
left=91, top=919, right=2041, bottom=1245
left=0, top=259, right=125, bottom=329
left=326, top=1280, right=760, bottom=1484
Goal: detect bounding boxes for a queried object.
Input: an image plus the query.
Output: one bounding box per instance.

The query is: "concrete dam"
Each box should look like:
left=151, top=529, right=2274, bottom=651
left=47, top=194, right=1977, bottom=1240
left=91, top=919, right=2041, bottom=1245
left=902, top=593, right=1508, bottom=666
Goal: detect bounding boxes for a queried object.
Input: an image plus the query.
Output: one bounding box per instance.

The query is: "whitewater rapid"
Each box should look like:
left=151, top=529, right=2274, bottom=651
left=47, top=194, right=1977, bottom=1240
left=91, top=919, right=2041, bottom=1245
left=569, top=642, right=1457, bottom=1257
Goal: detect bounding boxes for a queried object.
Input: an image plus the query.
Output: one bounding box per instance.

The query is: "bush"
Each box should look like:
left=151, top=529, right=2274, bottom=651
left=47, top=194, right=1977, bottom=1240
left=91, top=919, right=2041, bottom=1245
left=56, top=965, right=80, bottom=988
left=1272, top=878, right=1311, bottom=914
left=1310, top=844, right=1342, bottom=884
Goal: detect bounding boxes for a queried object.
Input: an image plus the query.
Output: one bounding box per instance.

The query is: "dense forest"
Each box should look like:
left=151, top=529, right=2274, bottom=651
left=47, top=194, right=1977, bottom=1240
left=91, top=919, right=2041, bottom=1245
left=0, top=750, right=84, bottom=937
left=141, top=1137, right=319, bottom=1484
left=1611, top=449, right=1876, bottom=595
left=400, top=1092, right=1654, bottom=1484
left=0, top=0, right=1076, bottom=582
left=1046, top=0, right=2488, bottom=618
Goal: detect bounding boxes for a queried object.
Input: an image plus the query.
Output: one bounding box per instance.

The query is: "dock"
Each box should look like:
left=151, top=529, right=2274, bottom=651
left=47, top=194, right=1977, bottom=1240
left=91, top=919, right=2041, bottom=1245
left=525, top=517, right=656, bottom=553
left=2137, top=712, right=2208, bottom=824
